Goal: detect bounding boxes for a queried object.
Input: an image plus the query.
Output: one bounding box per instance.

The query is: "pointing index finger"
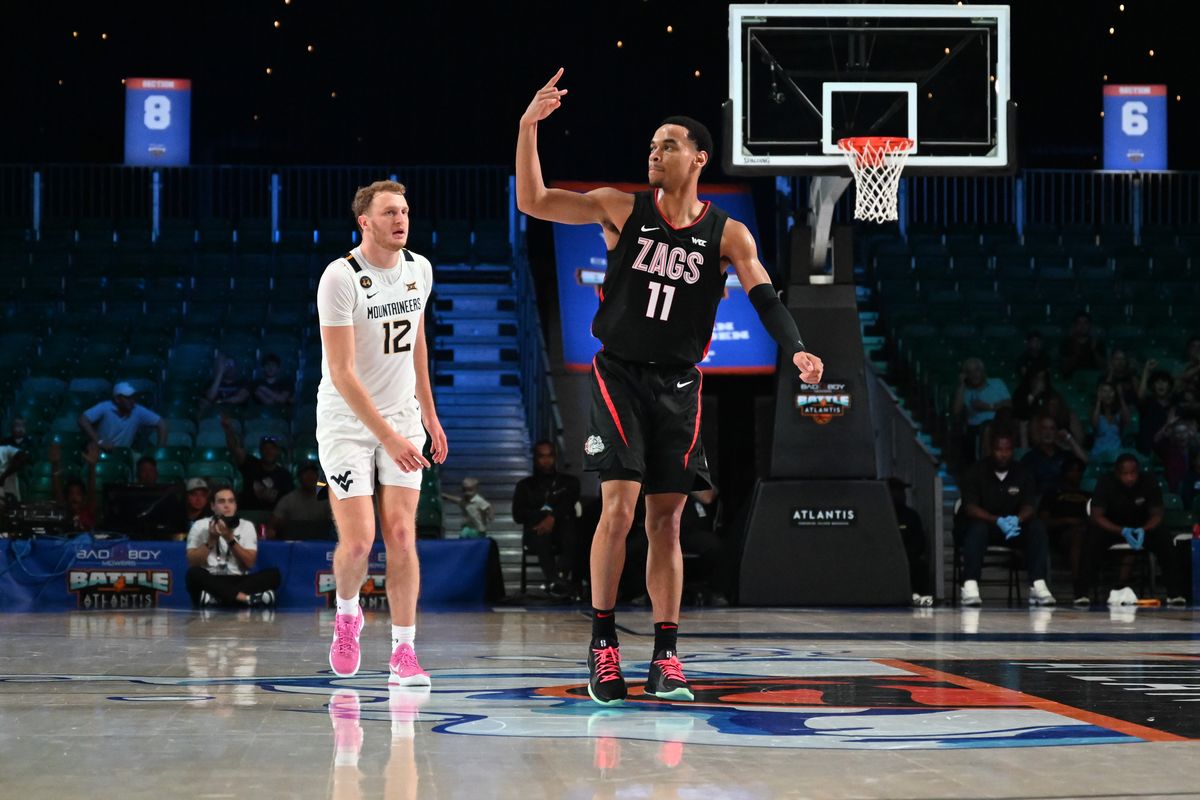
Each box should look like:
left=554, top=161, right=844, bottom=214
left=543, top=67, right=564, bottom=90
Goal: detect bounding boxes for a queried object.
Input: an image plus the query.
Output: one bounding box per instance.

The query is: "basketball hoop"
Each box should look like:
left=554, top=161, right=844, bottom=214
left=837, top=137, right=914, bottom=224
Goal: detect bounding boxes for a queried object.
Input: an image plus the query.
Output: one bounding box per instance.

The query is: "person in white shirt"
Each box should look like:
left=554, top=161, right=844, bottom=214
left=185, top=486, right=280, bottom=607
left=316, top=180, right=447, bottom=684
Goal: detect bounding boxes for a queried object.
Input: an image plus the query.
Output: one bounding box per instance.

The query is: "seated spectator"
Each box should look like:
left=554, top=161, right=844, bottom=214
left=887, top=477, right=931, bottom=606
left=185, top=486, right=281, bottom=608
left=1085, top=454, right=1187, bottom=606
left=1, top=416, right=35, bottom=451
left=442, top=477, right=494, bottom=539
left=222, top=414, right=294, bottom=511
left=956, top=430, right=1055, bottom=607
left=1154, top=412, right=1199, bottom=490
left=1179, top=450, right=1200, bottom=510
left=952, top=357, right=1011, bottom=464
left=201, top=352, right=252, bottom=413
left=136, top=455, right=159, bottom=486
left=1089, top=381, right=1129, bottom=462
left=1038, top=457, right=1091, bottom=604
left=1020, top=413, right=1089, bottom=499
left=1040, top=393, right=1086, bottom=445
left=1177, top=336, right=1200, bottom=393
left=180, top=477, right=212, bottom=533
left=680, top=486, right=729, bottom=606
left=512, top=440, right=581, bottom=596
left=266, top=462, right=332, bottom=539
left=78, top=382, right=167, bottom=451
left=1012, top=367, right=1057, bottom=441
left=253, top=353, right=294, bottom=408
left=1016, top=330, right=1051, bottom=382
left=1104, top=348, right=1140, bottom=407
left=49, top=441, right=99, bottom=531
left=0, top=441, right=28, bottom=505
left=1136, top=364, right=1176, bottom=455
left=1060, top=311, right=1105, bottom=377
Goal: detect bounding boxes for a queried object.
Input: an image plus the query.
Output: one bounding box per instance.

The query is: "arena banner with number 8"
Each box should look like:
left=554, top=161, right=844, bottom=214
left=124, top=77, right=191, bottom=166
left=1103, top=84, right=1167, bottom=170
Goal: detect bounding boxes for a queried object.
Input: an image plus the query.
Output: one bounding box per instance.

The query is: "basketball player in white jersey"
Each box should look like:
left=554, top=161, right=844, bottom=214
left=316, top=180, right=447, bottom=683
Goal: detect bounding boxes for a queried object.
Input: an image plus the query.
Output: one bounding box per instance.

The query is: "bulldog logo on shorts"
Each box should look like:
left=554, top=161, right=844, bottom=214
left=359, top=275, right=373, bottom=289
left=584, top=436, right=605, bottom=456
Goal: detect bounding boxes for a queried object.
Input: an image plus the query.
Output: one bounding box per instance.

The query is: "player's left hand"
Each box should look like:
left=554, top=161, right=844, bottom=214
left=425, top=416, right=449, bottom=464
left=793, top=351, right=824, bottom=384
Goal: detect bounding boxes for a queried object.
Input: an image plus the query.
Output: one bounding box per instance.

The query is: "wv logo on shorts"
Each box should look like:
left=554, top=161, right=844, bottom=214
left=330, top=471, right=354, bottom=491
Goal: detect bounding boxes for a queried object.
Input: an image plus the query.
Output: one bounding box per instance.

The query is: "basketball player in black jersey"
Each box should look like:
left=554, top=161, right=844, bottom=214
left=517, top=69, right=824, bottom=705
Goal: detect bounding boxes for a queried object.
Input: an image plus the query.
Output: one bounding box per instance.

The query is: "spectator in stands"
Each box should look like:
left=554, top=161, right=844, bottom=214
left=49, top=441, right=98, bottom=531
left=0, top=442, right=28, bottom=505
left=1, top=416, right=35, bottom=451
left=1020, top=413, right=1089, bottom=499
left=1012, top=367, right=1060, bottom=446
left=512, top=440, right=582, bottom=596
left=181, top=477, right=212, bottom=533
left=1040, top=393, right=1086, bottom=445
left=1154, top=413, right=1199, bottom=490
left=1089, top=381, right=1129, bottom=462
left=1178, top=336, right=1200, bottom=390
left=78, top=382, right=167, bottom=451
left=1179, top=450, right=1200, bottom=510
left=1136, top=364, right=1176, bottom=454
left=201, top=352, right=251, bottom=414
left=266, top=462, right=331, bottom=539
left=1016, top=330, right=1051, bottom=382
left=442, top=477, right=494, bottom=539
left=956, top=429, right=1055, bottom=607
left=221, top=414, right=294, bottom=511
left=952, top=357, right=1011, bottom=464
left=1176, top=339, right=1200, bottom=420
left=1086, top=454, right=1187, bottom=606
left=185, top=486, right=280, bottom=608
left=679, top=486, right=729, bottom=606
left=1104, top=348, right=1140, bottom=406
left=1060, top=311, right=1105, bottom=378
left=887, top=477, right=931, bottom=606
left=253, top=353, right=294, bottom=408
left=136, top=455, right=159, bottom=486
left=1038, top=456, right=1091, bottom=605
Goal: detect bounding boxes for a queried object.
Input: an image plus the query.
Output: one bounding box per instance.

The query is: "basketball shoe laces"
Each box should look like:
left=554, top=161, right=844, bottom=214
left=654, top=654, right=686, bottom=683
left=334, top=616, right=358, bottom=657
left=393, top=644, right=420, bottom=672
left=592, top=646, right=622, bottom=682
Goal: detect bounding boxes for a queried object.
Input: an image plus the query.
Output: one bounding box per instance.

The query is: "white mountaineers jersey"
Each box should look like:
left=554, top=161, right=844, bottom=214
left=316, top=245, right=432, bottom=418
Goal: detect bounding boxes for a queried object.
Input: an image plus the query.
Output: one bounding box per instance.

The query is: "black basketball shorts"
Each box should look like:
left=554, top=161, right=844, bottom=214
left=584, top=351, right=711, bottom=495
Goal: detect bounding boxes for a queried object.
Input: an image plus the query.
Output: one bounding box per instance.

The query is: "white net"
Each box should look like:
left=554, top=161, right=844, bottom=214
left=837, top=137, right=913, bottom=224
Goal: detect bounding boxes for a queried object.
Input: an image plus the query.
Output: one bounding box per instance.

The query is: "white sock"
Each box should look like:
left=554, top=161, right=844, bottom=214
left=336, top=594, right=360, bottom=617
left=391, top=624, right=416, bottom=651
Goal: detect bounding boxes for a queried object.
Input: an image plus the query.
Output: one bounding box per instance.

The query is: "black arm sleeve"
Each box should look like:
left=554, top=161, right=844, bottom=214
left=748, top=283, right=805, bottom=354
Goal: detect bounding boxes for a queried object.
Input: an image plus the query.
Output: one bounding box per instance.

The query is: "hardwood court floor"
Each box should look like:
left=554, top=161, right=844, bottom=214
left=1, top=606, right=1198, bottom=799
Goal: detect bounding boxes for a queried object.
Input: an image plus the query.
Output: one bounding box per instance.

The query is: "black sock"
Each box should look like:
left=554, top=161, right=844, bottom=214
left=653, top=621, right=678, bottom=657
left=591, top=607, right=617, bottom=648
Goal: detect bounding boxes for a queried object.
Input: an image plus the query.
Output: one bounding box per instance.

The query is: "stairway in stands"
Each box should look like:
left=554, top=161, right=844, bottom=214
left=430, top=264, right=531, bottom=594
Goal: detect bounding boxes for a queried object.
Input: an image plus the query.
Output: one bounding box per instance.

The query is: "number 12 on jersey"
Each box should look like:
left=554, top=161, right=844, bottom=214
left=382, top=320, right=412, bottom=354
left=645, top=281, right=676, bottom=321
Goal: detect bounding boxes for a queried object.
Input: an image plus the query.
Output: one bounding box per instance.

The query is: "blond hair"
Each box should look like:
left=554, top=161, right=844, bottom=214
left=352, top=180, right=407, bottom=225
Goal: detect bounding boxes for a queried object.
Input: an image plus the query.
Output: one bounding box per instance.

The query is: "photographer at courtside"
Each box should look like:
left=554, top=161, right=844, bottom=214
left=185, top=486, right=281, bottom=608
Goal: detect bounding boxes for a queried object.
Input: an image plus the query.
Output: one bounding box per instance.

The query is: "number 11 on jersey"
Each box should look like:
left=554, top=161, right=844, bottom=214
left=645, top=281, right=676, bottom=321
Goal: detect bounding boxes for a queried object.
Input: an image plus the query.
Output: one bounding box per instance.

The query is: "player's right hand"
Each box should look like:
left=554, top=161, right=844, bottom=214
left=385, top=433, right=431, bottom=473
left=520, top=67, right=568, bottom=126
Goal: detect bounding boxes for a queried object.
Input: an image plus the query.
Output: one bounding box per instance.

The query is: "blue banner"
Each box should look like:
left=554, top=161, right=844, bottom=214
left=1103, top=85, right=1167, bottom=170
left=551, top=183, right=777, bottom=374
left=124, top=77, right=191, bottom=166
left=0, top=537, right=488, bottom=611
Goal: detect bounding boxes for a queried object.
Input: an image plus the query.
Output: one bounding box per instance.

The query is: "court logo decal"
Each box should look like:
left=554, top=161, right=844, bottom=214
left=1, top=649, right=1174, bottom=749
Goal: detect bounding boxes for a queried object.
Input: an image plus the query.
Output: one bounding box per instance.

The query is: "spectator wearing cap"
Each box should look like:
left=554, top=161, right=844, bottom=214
left=181, top=477, right=212, bottom=531
left=78, top=382, right=168, bottom=451
left=265, top=462, right=331, bottom=539
left=220, top=414, right=293, bottom=511
left=253, top=354, right=294, bottom=408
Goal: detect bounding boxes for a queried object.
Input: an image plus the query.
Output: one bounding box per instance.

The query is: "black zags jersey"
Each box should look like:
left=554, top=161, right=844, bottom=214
left=591, top=190, right=730, bottom=366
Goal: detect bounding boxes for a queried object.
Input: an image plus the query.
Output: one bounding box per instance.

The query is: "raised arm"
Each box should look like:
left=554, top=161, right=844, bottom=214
left=722, top=219, right=823, bottom=384
left=515, top=68, right=633, bottom=235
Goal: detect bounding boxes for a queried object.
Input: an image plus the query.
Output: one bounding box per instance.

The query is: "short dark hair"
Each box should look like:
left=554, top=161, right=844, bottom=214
left=1149, top=369, right=1173, bottom=387
left=211, top=486, right=237, bottom=503
left=1114, top=453, right=1139, bottom=471
left=137, top=455, right=156, bottom=469
left=532, top=440, right=555, bottom=454
left=661, top=116, right=713, bottom=171
left=64, top=477, right=85, bottom=493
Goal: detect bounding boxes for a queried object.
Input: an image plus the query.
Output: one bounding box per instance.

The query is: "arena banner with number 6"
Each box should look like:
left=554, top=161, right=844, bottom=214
left=1103, top=84, right=1167, bottom=170
left=124, top=77, right=191, bottom=166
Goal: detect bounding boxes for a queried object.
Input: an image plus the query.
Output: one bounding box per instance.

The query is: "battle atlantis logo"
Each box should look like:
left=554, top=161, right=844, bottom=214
left=796, top=382, right=851, bottom=425
left=67, top=569, right=172, bottom=609
left=316, top=571, right=390, bottom=610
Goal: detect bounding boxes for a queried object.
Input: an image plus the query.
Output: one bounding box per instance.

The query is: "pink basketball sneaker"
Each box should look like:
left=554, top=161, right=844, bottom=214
left=329, top=610, right=365, bottom=677
left=388, top=643, right=431, bottom=686
left=328, top=689, right=363, bottom=766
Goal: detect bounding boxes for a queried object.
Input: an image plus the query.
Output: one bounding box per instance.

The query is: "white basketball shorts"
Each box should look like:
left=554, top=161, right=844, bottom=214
left=316, top=405, right=427, bottom=499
